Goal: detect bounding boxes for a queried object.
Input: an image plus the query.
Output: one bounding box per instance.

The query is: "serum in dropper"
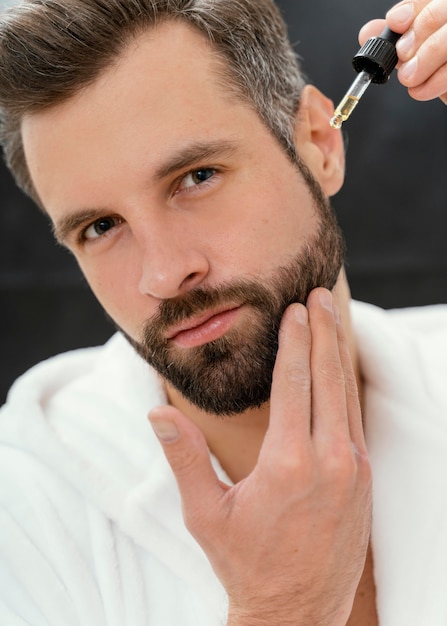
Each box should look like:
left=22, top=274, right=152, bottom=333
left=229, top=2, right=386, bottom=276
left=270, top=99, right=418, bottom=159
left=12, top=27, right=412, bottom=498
left=330, top=26, right=402, bottom=129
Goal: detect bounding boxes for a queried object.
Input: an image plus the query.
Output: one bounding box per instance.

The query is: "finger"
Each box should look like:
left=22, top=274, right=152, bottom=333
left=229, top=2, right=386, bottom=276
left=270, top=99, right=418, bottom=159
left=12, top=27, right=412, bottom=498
left=360, top=2, right=433, bottom=50
left=148, top=406, right=225, bottom=525
left=386, top=1, right=417, bottom=35
left=336, top=322, right=372, bottom=488
left=388, top=0, right=447, bottom=46
left=390, top=0, right=447, bottom=101
left=306, top=288, right=350, bottom=443
left=358, top=19, right=387, bottom=46
left=400, top=55, right=447, bottom=102
left=261, top=302, right=312, bottom=458
left=360, top=4, right=447, bottom=103
left=397, top=28, right=447, bottom=100
left=333, top=310, right=366, bottom=455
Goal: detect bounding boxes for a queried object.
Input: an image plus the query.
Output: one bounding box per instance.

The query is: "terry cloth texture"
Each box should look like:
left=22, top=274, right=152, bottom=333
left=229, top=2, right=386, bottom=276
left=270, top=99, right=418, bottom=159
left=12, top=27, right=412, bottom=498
left=0, top=300, right=446, bottom=625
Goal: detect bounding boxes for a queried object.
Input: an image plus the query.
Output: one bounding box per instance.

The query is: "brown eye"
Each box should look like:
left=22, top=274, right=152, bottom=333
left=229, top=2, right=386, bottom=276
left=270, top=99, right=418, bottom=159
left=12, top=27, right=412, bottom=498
left=191, top=169, right=214, bottom=184
left=179, top=168, right=216, bottom=191
left=84, top=217, right=121, bottom=240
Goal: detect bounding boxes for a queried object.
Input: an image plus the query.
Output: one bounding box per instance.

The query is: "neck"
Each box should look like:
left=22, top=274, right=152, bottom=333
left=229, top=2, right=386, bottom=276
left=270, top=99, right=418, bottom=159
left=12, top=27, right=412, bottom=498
left=166, top=270, right=360, bottom=484
left=166, top=385, right=271, bottom=482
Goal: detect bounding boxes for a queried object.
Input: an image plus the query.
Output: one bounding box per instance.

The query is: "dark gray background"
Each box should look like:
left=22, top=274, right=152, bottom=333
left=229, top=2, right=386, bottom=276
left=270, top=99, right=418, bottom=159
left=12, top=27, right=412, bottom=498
left=1, top=0, right=446, bottom=404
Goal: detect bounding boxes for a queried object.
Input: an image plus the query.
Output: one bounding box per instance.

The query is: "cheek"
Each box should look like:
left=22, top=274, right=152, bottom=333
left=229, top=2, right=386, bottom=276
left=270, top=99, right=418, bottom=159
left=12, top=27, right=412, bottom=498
left=76, top=255, right=151, bottom=335
left=214, top=188, right=317, bottom=273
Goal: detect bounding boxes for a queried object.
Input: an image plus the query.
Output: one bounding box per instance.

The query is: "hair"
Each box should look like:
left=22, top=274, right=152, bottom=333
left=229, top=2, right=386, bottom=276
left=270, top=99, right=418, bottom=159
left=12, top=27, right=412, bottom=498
left=0, top=0, right=306, bottom=205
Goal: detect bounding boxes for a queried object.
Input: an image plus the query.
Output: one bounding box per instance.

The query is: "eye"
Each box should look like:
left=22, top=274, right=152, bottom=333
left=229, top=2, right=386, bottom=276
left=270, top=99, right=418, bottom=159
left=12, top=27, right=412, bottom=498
left=178, top=168, right=216, bottom=192
left=83, top=216, right=122, bottom=241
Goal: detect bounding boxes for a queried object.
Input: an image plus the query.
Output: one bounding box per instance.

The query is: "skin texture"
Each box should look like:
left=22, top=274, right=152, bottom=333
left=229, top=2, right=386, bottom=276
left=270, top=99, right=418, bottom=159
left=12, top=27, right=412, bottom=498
left=20, top=0, right=447, bottom=622
left=153, top=290, right=372, bottom=626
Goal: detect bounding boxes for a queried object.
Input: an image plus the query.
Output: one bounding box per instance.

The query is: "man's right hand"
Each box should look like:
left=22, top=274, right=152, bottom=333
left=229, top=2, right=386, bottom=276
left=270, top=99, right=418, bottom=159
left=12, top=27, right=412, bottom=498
left=149, top=288, right=372, bottom=625
left=359, top=0, right=447, bottom=105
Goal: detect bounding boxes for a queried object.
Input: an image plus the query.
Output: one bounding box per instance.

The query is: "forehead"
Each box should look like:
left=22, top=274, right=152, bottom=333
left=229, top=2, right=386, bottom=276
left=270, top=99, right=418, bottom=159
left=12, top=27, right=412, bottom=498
left=21, top=20, right=263, bottom=208
left=22, top=19, right=234, bottom=134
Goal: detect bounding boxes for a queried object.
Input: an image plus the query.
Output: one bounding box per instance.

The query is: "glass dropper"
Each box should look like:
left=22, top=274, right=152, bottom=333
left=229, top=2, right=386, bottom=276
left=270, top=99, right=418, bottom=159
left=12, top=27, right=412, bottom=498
left=330, top=26, right=402, bottom=129
left=330, top=71, right=372, bottom=129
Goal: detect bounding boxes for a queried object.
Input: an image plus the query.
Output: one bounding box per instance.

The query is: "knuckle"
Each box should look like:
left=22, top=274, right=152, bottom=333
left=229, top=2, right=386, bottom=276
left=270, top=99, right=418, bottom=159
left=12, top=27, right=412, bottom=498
left=268, top=451, right=317, bottom=491
left=423, top=30, right=442, bottom=58
left=283, top=361, right=311, bottom=392
left=330, top=451, right=357, bottom=482
left=279, top=453, right=314, bottom=478
left=318, top=441, right=373, bottom=509
left=168, top=444, right=201, bottom=477
left=314, top=358, right=344, bottom=386
left=408, top=80, right=434, bottom=100
left=320, top=440, right=358, bottom=484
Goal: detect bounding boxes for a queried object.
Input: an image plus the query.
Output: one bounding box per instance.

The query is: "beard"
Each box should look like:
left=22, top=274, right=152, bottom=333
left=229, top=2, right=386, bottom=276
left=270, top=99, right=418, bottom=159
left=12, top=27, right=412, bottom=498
left=123, top=161, right=345, bottom=416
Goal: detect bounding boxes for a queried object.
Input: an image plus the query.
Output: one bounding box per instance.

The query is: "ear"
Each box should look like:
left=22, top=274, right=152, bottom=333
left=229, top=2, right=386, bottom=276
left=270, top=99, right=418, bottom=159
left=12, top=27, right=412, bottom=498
left=294, top=85, right=345, bottom=196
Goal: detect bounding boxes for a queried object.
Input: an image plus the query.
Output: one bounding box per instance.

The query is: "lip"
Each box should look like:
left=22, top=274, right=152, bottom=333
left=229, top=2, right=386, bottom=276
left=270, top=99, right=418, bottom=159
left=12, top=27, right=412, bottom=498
left=166, top=305, right=242, bottom=349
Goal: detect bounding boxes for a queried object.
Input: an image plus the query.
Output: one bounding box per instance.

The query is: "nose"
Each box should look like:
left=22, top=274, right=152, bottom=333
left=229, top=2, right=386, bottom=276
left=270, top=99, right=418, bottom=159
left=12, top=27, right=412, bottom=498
left=137, top=226, right=210, bottom=300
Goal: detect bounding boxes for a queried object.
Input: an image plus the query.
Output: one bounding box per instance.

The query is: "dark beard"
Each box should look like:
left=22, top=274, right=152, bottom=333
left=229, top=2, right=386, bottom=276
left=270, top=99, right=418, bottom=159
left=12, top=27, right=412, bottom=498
left=123, top=181, right=345, bottom=416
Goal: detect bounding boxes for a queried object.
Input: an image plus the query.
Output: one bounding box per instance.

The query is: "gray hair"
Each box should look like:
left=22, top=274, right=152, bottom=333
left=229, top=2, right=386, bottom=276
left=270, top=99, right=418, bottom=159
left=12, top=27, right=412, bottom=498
left=0, top=0, right=305, bottom=204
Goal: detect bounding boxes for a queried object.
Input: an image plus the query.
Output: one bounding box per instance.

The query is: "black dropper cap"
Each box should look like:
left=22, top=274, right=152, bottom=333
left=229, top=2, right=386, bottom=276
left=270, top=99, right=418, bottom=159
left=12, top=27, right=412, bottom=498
left=352, top=26, right=401, bottom=84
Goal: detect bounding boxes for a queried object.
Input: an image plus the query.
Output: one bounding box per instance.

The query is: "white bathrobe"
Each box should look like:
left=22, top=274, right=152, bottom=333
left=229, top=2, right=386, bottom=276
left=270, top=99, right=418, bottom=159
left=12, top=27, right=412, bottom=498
left=1, top=300, right=447, bottom=625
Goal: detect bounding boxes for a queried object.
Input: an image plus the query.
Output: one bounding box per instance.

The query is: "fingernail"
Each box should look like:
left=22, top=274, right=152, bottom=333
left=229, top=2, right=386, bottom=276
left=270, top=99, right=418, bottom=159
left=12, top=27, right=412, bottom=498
left=294, top=304, right=308, bottom=326
left=400, top=55, right=418, bottom=79
left=318, top=289, right=333, bottom=313
left=396, top=29, right=415, bottom=57
left=387, top=2, right=414, bottom=23
left=150, top=419, right=180, bottom=442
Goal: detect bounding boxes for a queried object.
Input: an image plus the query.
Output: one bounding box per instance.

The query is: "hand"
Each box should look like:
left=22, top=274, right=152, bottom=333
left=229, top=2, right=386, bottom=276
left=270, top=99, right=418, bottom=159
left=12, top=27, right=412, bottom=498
left=149, top=288, right=372, bottom=626
left=359, top=0, right=447, bottom=104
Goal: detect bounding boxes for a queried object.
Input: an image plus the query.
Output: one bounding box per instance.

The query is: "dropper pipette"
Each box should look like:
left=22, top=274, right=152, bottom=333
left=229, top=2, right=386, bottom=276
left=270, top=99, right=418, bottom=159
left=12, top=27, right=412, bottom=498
left=330, top=26, right=402, bottom=129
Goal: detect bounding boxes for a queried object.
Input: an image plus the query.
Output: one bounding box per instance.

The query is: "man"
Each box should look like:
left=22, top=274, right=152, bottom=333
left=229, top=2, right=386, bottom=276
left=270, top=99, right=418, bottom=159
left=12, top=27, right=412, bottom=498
left=0, top=0, right=446, bottom=624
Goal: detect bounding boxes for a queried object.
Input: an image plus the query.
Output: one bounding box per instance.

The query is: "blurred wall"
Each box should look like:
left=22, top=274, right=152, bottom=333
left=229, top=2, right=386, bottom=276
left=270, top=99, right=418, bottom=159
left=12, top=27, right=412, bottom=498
left=1, top=0, right=446, bottom=403
left=277, top=0, right=447, bottom=307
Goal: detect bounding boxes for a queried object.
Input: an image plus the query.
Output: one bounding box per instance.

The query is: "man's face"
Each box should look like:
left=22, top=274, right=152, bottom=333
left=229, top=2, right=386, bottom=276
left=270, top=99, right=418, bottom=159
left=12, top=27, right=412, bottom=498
left=22, top=22, right=344, bottom=415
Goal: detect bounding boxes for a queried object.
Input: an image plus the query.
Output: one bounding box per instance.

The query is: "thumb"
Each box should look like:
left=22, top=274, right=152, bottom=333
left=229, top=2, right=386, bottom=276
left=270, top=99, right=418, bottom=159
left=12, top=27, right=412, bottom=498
left=148, top=406, right=224, bottom=523
left=358, top=18, right=386, bottom=46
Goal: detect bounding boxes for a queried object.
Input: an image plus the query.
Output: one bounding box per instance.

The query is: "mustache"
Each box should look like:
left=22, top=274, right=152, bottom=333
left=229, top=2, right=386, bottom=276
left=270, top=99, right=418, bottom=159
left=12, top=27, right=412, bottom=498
left=144, top=279, right=277, bottom=334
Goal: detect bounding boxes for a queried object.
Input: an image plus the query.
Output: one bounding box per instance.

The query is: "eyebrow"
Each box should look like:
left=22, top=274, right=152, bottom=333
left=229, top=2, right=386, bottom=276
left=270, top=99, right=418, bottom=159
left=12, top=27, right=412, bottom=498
left=52, top=209, right=109, bottom=245
left=153, top=139, right=239, bottom=181
left=52, top=139, right=240, bottom=245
